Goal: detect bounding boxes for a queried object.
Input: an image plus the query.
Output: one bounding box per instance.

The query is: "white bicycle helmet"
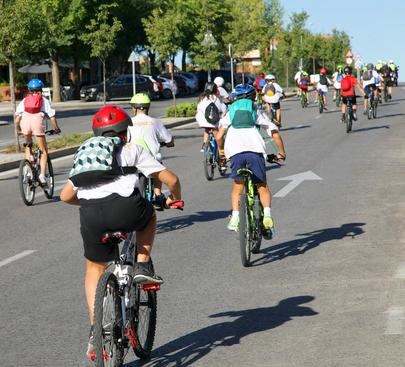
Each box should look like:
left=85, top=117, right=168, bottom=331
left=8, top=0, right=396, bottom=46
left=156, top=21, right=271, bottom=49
left=265, top=74, right=275, bottom=81
left=213, top=76, right=225, bottom=87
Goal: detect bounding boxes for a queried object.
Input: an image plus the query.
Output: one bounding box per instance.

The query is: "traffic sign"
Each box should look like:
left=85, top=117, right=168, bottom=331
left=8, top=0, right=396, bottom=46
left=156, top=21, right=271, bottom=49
left=128, top=51, right=139, bottom=63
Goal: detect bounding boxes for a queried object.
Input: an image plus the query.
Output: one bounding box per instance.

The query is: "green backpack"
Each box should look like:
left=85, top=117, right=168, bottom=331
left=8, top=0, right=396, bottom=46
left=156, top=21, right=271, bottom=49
left=229, top=99, right=257, bottom=129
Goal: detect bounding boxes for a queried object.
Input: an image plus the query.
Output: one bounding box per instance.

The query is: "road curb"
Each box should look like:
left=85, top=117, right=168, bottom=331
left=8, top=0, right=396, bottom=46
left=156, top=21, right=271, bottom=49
left=0, top=118, right=196, bottom=173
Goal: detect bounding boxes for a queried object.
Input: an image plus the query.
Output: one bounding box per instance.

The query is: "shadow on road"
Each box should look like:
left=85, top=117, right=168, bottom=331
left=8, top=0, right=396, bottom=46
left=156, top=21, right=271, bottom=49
left=126, top=295, right=317, bottom=367
left=252, top=222, right=366, bottom=266
left=157, top=210, right=229, bottom=234
left=351, top=125, right=390, bottom=133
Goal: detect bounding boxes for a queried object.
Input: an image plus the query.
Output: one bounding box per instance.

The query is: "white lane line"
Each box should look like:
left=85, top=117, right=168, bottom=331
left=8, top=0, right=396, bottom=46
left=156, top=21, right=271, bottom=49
left=315, top=115, right=322, bottom=119
left=385, top=307, right=404, bottom=335
left=395, top=262, right=405, bottom=278
left=0, top=250, right=37, bottom=268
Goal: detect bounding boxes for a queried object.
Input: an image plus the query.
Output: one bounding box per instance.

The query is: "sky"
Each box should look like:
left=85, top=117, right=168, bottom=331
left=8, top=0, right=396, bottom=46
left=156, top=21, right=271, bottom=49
left=280, top=0, right=405, bottom=80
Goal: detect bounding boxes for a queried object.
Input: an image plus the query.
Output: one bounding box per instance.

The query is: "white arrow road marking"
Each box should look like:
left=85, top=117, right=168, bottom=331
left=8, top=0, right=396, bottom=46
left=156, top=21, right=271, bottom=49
left=395, top=262, right=405, bottom=278
left=0, top=250, right=37, bottom=268
left=273, top=171, right=323, bottom=198
left=385, top=307, right=404, bottom=335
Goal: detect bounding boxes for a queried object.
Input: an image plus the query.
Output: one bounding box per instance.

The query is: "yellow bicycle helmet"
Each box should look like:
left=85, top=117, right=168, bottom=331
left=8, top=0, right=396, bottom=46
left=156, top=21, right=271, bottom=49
left=130, top=93, right=151, bottom=109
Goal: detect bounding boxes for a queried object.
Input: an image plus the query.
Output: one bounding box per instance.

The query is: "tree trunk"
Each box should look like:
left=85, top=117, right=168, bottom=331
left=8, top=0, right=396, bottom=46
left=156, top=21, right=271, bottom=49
left=181, top=49, right=187, bottom=71
left=170, top=60, right=176, bottom=117
left=102, top=59, right=106, bottom=105
left=51, top=56, right=61, bottom=103
left=9, top=61, right=20, bottom=152
left=286, top=61, right=289, bottom=90
left=71, top=56, right=80, bottom=100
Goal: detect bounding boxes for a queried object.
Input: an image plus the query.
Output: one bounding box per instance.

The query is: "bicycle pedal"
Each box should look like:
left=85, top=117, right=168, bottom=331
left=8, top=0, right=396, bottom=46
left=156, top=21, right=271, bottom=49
left=143, top=283, right=160, bottom=291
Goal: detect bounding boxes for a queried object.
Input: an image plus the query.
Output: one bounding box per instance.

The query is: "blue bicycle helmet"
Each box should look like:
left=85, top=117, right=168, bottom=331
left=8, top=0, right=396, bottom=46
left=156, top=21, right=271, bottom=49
left=27, top=79, right=44, bottom=91
left=231, top=83, right=256, bottom=101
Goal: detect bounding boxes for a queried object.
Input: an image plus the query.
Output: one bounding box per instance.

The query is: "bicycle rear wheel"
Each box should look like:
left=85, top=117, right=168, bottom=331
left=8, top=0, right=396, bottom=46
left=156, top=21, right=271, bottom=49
left=203, top=144, right=214, bottom=181
left=239, top=192, right=251, bottom=267
left=42, top=157, right=54, bottom=199
left=346, top=112, right=352, bottom=133
left=251, top=198, right=263, bottom=254
left=132, top=282, right=157, bottom=359
left=18, top=160, right=36, bottom=206
left=93, top=272, right=124, bottom=367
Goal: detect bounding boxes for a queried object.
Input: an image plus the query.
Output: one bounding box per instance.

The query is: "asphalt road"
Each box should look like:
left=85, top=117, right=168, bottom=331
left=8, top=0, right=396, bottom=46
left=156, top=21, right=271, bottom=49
left=1, top=87, right=405, bottom=367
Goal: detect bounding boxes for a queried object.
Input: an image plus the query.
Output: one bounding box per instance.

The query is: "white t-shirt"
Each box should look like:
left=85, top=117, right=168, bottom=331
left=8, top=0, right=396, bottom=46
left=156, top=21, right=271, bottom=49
left=219, top=109, right=279, bottom=159
left=362, top=70, right=379, bottom=88
left=294, top=71, right=302, bottom=82
left=315, top=75, right=332, bottom=92
left=332, top=72, right=344, bottom=89
left=263, top=82, right=283, bottom=104
left=72, top=142, right=165, bottom=200
left=217, top=86, right=230, bottom=103
left=196, top=95, right=227, bottom=128
left=16, top=95, right=56, bottom=117
left=129, top=114, right=172, bottom=158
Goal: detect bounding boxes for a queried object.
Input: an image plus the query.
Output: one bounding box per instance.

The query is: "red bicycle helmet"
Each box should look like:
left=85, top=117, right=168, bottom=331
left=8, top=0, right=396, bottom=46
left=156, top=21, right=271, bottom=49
left=92, top=105, right=132, bottom=136
left=320, top=67, right=327, bottom=75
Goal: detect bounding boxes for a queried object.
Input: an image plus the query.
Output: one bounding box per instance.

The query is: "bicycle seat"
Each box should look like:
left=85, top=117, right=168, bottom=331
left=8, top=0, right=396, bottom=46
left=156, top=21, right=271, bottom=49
left=101, top=231, right=128, bottom=245
left=237, top=168, right=253, bottom=177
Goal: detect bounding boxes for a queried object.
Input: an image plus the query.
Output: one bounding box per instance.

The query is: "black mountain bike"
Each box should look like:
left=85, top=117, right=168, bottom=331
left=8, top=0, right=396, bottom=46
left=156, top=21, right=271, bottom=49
left=318, top=90, right=324, bottom=113
left=367, top=90, right=378, bottom=120
left=91, top=196, right=183, bottom=365
left=238, top=154, right=281, bottom=267
left=18, top=129, right=58, bottom=205
left=343, top=99, right=354, bottom=133
left=91, top=232, right=159, bottom=366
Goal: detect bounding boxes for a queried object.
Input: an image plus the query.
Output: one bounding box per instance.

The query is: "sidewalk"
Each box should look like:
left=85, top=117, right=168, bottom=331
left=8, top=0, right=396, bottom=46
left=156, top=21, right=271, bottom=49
left=0, top=116, right=196, bottom=172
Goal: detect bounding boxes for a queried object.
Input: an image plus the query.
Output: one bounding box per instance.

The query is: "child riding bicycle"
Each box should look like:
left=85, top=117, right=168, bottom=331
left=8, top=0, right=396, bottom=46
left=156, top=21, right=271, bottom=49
left=15, top=79, right=61, bottom=185
left=219, top=84, right=286, bottom=233
left=129, top=93, right=174, bottom=208
left=60, top=105, right=183, bottom=358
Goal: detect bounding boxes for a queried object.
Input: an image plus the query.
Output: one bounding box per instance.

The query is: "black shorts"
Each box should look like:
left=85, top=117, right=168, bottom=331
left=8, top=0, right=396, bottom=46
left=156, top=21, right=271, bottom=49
left=364, top=84, right=376, bottom=98
left=342, top=96, right=357, bottom=105
left=271, top=102, right=281, bottom=110
left=79, top=189, right=154, bottom=262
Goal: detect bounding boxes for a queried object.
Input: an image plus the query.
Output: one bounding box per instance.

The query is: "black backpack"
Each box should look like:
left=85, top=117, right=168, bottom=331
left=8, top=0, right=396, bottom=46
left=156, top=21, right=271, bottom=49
left=362, top=70, right=373, bottom=81
left=320, top=74, right=328, bottom=85
left=204, top=99, right=220, bottom=125
left=69, top=136, right=137, bottom=188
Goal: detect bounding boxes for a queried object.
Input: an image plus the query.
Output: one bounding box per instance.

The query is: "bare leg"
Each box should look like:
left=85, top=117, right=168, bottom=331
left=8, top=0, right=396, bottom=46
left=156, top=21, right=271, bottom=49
left=136, top=210, right=156, bottom=263
left=84, top=260, right=107, bottom=323
left=231, top=181, right=244, bottom=211
left=257, top=184, right=271, bottom=208
left=24, top=134, right=32, bottom=161
left=35, top=135, right=48, bottom=176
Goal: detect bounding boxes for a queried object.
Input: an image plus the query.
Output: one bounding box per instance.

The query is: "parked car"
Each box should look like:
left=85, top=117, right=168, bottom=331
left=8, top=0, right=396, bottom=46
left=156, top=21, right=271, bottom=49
left=143, top=75, right=162, bottom=100
left=160, top=74, right=189, bottom=96
left=157, top=76, right=178, bottom=99
left=80, top=74, right=156, bottom=101
left=177, top=72, right=199, bottom=93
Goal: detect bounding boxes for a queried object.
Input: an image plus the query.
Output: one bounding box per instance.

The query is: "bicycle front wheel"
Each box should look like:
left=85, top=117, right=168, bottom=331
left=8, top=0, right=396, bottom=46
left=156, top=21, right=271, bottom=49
left=132, top=282, right=157, bottom=359
left=239, top=193, right=251, bottom=267
left=18, top=160, right=36, bottom=206
left=93, top=272, right=124, bottom=367
left=203, top=145, right=214, bottom=181
left=42, top=157, right=54, bottom=199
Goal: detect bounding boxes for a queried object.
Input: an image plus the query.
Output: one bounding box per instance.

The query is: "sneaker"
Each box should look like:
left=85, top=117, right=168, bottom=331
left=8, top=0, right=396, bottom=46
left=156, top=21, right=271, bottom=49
left=352, top=112, right=358, bottom=121
left=340, top=117, right=345, bottom=123
left=262, top=214, right=274, bottom=231
left=153, top=193, right=165, bottom=211
left=323, top=106, right=328, bottom=111
left=200, top=143, right=206, bottom=153
left=227, top=216, right=239, bottom=232
left=38, top=174, right=47, bottom=186
left=133, top=262, right=164, bottom=284
left=86, top=325, right=95, bottom=359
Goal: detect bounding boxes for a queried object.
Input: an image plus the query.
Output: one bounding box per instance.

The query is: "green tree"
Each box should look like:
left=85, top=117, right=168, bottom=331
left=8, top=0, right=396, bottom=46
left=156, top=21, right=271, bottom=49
left=81, top=3, right=123, bottom=104
left=143, top=5, right=183, bottom=113
left=0, top=0, right=42, bottom=151
left=38, top=0, right=87, bottom=102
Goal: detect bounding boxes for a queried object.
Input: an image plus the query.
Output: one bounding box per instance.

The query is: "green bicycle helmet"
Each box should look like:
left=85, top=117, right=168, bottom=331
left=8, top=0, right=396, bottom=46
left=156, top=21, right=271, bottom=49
left=130, top=93, right=151, bottom=109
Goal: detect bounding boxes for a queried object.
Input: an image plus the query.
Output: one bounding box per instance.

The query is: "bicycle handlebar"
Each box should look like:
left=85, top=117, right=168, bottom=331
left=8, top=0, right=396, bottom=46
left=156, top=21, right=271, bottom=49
left=266, top=154, right=283, bottom=166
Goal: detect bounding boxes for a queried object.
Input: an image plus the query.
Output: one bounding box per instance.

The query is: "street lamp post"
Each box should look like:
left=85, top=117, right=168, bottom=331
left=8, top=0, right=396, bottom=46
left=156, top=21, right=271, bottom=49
left=229, top=43, right=234, bottom=90
left=201, top=30, right=217, bottom=82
